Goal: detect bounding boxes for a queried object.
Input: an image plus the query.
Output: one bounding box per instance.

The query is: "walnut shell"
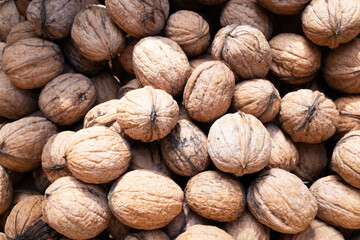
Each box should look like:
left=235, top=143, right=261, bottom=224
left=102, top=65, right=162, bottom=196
left=71, top=4, right=125, bottom=61
left=0, top=233, right=5, bottom=240
left=32, top=167, right=51, bottom=194
left=189, top=54, right=212, bottom=73
left=177, top=225, right=234, bottom=240
left=92, top=72, right=120, bottom=105
left=0, top=116, right=57, bottom=172
left=0, top=0, right=25, bottom=41
left=14, top=0, right=31, bottom=18
left=105, top=0, right=170, bottom=38
left=183, top=60, right=235, bottom=122
left=247, top=168, right=318, bottom=234
left=118, top=78, right=142, bottom=99
left=5, top=21, right=38, bottom=46
left=334, top=95, right=360, bottom=138
left=43, top=176, right=111, bottom=239
left=185, top=170, right=246, bottom=222
left=107, top=214, right=130, bottom=240
left=39, top=73, right=97, bottom=126
left=258, top=0, right=310, bottom=15
left=108, top=169, right=184, bottom=230
left=0, top=42, right=5, bottom=70
left=279, top=89, right=339, bottom=143
left=232, top=79, right=281, bottom=123
left=118, top=38, right=139, bottom=74
left=211, top=24, right=271, bottom=79
left=133, top=36, right=191, bottom=97
left=207, top=112, right=271, bottom=177
left=117, top=86, right=179, bottom=142
left=125, top=230, right=170, bottom=240
left=0, top=165, right=12, bottom=215
left=2, top=37, right=64, bottom=89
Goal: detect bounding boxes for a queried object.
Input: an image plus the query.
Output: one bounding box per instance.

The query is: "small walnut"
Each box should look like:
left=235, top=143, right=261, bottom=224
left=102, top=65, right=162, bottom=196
left=92, top=72, right=120, bottom=105
left=107, top=214, right=130, bottom=240
left=118, top=38, right=139, bottom=74
left=207, top=112, right=271, bottom=177
left=0, top=165, right=12, bottom=215
left=133, top=36, right=191, bottom=97
left=232, top=79, right=281, bottom=123
left=108, top=169, right=184, bottom=230
left=258, top=0, right=310, bottom=15
left=198, top=0, right=227, bottom=5
left=118, top=78, right=142, bottom=99
left=32, top=167, right=51, bottom=194
left=189, top=54, right=212, bottom=73
left=212, top=24, right=271, bottom=79
left=279, top=89, right=339, bottom=143
left=334, top=95, right=360, bottom=138
left=0, top=0, right=25, bottom=41
left=43, top=176, right=111, bottom=239
left=125, top=230, right=170, bottom=240
left=71, top=4, right=125, bottom=61
left=177, top=225, right=234, bottom=240
left=5, top=21, right=38, bottom=46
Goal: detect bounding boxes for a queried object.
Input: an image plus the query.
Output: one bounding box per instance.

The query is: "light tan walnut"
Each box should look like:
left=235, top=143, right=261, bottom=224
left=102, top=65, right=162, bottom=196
left=258, top=0, right=310, bottom=15
left=176, top=225, right=234, bottom=240
left=334, top=95, right=360, bottom=138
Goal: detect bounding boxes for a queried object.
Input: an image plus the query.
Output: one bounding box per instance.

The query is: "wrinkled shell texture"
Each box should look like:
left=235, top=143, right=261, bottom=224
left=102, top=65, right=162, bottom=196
left=185, top=171, right=246, bottom=222
left=248, top=168, right=318, bottom=234
left=0, top=117, right=57, bottom=172
left=6, top=21, right=38, bottom=46
left=176, top=225, right=234, bottom=240
left=207, top=112, right=271, bottom=177
left=117, top=86, right=179, bottom=142
left=323, top=38, right=360, bottom=93
left=105, top=0, right=170, bottom=37
left=259, top=0, right=310, bottom=14
left=189, top=54, right=213, bottom=72
left=43, top=176, right=110, bottom=239
left=279, top=89, right=339, bottom=143
left=108, top=170, right=184, bottom=230
left=183, top=61, right=235, bottom=122
left=334, top=95, right=360, bottom=137
left=39, top=73, right=97, bottom=126
left=71, top=4, right=125, bottom=61
left=92, top=72, right=120, bottom=104
left=232, top=79, right=281, bottom=123
left=133, top=36, right=191, bottom=96
left=0, top=0, right=24, bottom=40
left=118, top=38, right=139, bottom=74
left=212, top=24, right=271, bottom=79
left=2, top=37, right=64, bottom=89
left=118, top=78, right=142, bottom=99
left=0, top=165, right=12, bottom=215
left=310, top=175, right=360, bottom=229
left=125, top=230, right=170, bottom=240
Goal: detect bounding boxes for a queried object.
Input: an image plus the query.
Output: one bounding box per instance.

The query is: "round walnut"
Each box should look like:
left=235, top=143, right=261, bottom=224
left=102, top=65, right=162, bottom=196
left=5, top=21, right=38, bottom=46
left=0, top=117, right=57, bottom=172
left=247, top=168, right=318, bottom=234
left=183, top=61, right=235, bottom=122
left=189, top=54, right=212, bottom=73
left=334, top=95, right=360, bottom=138
left=92, top=72, right=120, bottom=105
left=105, top=0, right=170, bottom=38
left=2, top=37, right=64, bottom=89
left=43, top=176, right=111, bottom=239
left=185, top=171, right=246, bottom=222
left=220, top=0, right=272, bottom=40
left=232, top=79, right=281, bottom=123
left=71, top=4, right=126, bottom=61
left=125, top=230, right=170, bottom=240
left=108, top=169, right=184, bottom=230
left=212, top=24, right=271, bottom=79
left=118, top=38, right=139, bottom=74
left=269, top=33, right=321, bottom=84
left=177, top=225, right=234, bottom=240
left=279, top=89, right=339, bottom=143
left=258, top=0, right=310, bottom=15
left=0, top=165, right=12, bottom=215
left=118, top=78, right=142, bottom=99
left=117, top=86, right=179, bottom=142
left=39, top=73, right=97, bottom=126
left=133, top=36, right=191, bottom=97
left=207, top=112, right=271, bottom=177
left=0, top=0, right=25, bottom=41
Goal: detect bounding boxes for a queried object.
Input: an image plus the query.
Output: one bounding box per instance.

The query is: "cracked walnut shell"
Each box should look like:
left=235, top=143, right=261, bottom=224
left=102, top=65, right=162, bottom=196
left=334, top=95, right=360, bottom=138
left=177, top=225, right=234, bottom=240
left=0, top=165, right=12, bottom=215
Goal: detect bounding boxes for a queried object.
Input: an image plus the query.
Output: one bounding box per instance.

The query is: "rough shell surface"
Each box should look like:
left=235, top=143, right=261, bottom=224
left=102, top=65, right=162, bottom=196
left=118, top=78, right=142, bottom=99
left=125, top=230, right=170, bottom=240
left=0, top=0, right=24, bottom=40
left=258, top=0, right=310, bottom=15
left=5, top=21, right=38, bottom=46
left=334, top=95, right=360, bottom=137
left=14, top=0, right=31, bottom=17
left=0, top=165, right=12, bottom=215
left=176, top=225, right=234, bottom=240
left=92, top=72, right=120, bottom=105
left=118, top=38, right=139, bottom=74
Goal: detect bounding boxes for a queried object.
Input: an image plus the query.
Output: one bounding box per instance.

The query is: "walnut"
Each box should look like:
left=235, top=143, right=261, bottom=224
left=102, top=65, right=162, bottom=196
left=189, top=54, right=212, bottom=73
left=5, top=21, right=38, bottom=46
left=0, top=117, right=57, bottom=172
left=39, top=73, right=97, bottom=126
left=211, top=24, right=271, bottom=79
left=0, top=0, right=25, bottom=41
left=279, top=89, right=339, bottom=143
left=232, top=79, right=281, bottom=123
left=334, top=95, right=360, bottom=138
left=0, top=233, right=5, bottom=240
left=107, top=214, right=130, bottom=240
left=0, top=165, right=12, bottom=215
left=71, top=4, right=125, bottom=61
left=108, top=169, right=184, bottom=230
left=258, top=0, right=310, bottom=15
left=117, top=86, right=179, bottom=142
left=14, top=0, right=31, bottom=18
left=92, top=72, right=120, bottom=105
left=43, top=176, right=111, bottom=239
left=125, top=230, right=170, bottom=240
left=32, top=168, right=51, bottom=194
left=185, top=170, right=246, bottom=222
left=133, top=36, right=191, bottom=97
left=198, top=0, right=227, bottom=5
left=0, top=42, right=5, bottom=70
left=177, top=225, right=234, bottom=240
left=207, top=112, right=271, bottom=177
left=118, top=78, right=142, bottom=99
left=105, top=0, right=170, bottom=37
left=118, top=38, right=139, bottom=74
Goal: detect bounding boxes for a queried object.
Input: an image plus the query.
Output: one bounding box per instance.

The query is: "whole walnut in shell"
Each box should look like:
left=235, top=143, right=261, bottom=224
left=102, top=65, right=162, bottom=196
left=5, top=21, right=38, bottom=46
left=118, top=78, right=142, bottom=99
left=0, top=0, right=25, bottom=41
left=176, top=225, right=234, bottom=240
left=212, top=24, right=271, bottom=79
left=92, top=72, right=120, bottom=105
left=0, top=165, right=12, bottom=215
left=207, top=112, right=271, bottom=177
left=279, top=89, right=339, bottom=143
left=258, top=0, right=310, bottom=15
left=334, top=95, right=360, bottom=138
left=247, top=168, right=318, bottom=234
left=108, top=169, right=184, bottom=230
left=125, top=230, right=170, bottom=240
left=118, top=38, right=139, bottom=74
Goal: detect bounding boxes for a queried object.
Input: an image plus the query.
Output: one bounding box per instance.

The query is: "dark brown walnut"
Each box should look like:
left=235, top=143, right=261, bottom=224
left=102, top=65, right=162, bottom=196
left=118, top=38, right=139, bottom=74
left=32, top=167, right=51, bottom=193
left=2, top=37, right=64, bottom=89
left=26, top=0, right=81, bottom=39
left=125, top=230, right=170, bottom=240
left=310, top=175, right=360, bottom=229
left=302, top=0, right=360, bottom=48
left=118, top=78, right=142, bottom=99
left=14, top=0, right=31, bottom=17
left=232, top=79, right=281, bottom=123
left=133, top=36, right=191, bottom=97
left=71, top=4, right=126, bottom=61
left=334, top=95, right=360, bottom=138
left=220, top=0, right=273, bottom=40
left=177, top=225, right=234, bottom=240
left=269, top=33, right=321, bottom=84
left=92, top=72, right=120, bottom=105
left=107, top=214, right=130, bottom=240
left=258, top=0, right=310, bottom=15
left=183, top=61, right=235, bottom=122
left=5, top=21, right=38, bottom=45
left=189, top=54, right=212, bottom=73
left=212, top=24, right=271, bottom=79
left=185, top=171, right=246, bottom=222
left=5, top=170, right=24, bottom=188
left=207, top=112, right=271, bottom=177
left=0, top=0, right=25, bottom=41
left=323, top=39, right=360, bottom=93
left=43, top=176, right=111, bottom=239
left=0, top=117, right=57, bottom=172
left=0, top=119, right=7, bottom=130
left=177, top=102, right=191, bottom=121
left=279, top=89, right=339, bottom=143
left=0, top=165, right=12, bottom=215
left=105, top=0, right=169, bottom=38
left=248, top=168, right=318, bottom=234
left=117, top=86, right=179, bottom=142
left=198, top=0, right=227, bottom=5
left=0, top=42, right=5, bottom=71
left=39, top=73, right=97, bottom=126
left=108, top=169, right=184, bottom=230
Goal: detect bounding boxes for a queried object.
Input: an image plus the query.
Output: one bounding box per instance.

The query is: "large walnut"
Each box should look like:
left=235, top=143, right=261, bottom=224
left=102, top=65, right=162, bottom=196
left=118, top=78, right=142, bottom=99
left=334, top=95, right=360, bottom=138
left=118, top=38, right=139, bottom=74
left=125, top=230, right=170, bottom=240
left=177, top=225, right=234, bottom=240
left=258, top=0, right=310, bottom=15
left=5, top=21, right=38, bottom=46
left=0, top=0, right=25, bottom=41
left=0, top=165, right=12, bottom=215
left=92, top=72, right=120, bottom=105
